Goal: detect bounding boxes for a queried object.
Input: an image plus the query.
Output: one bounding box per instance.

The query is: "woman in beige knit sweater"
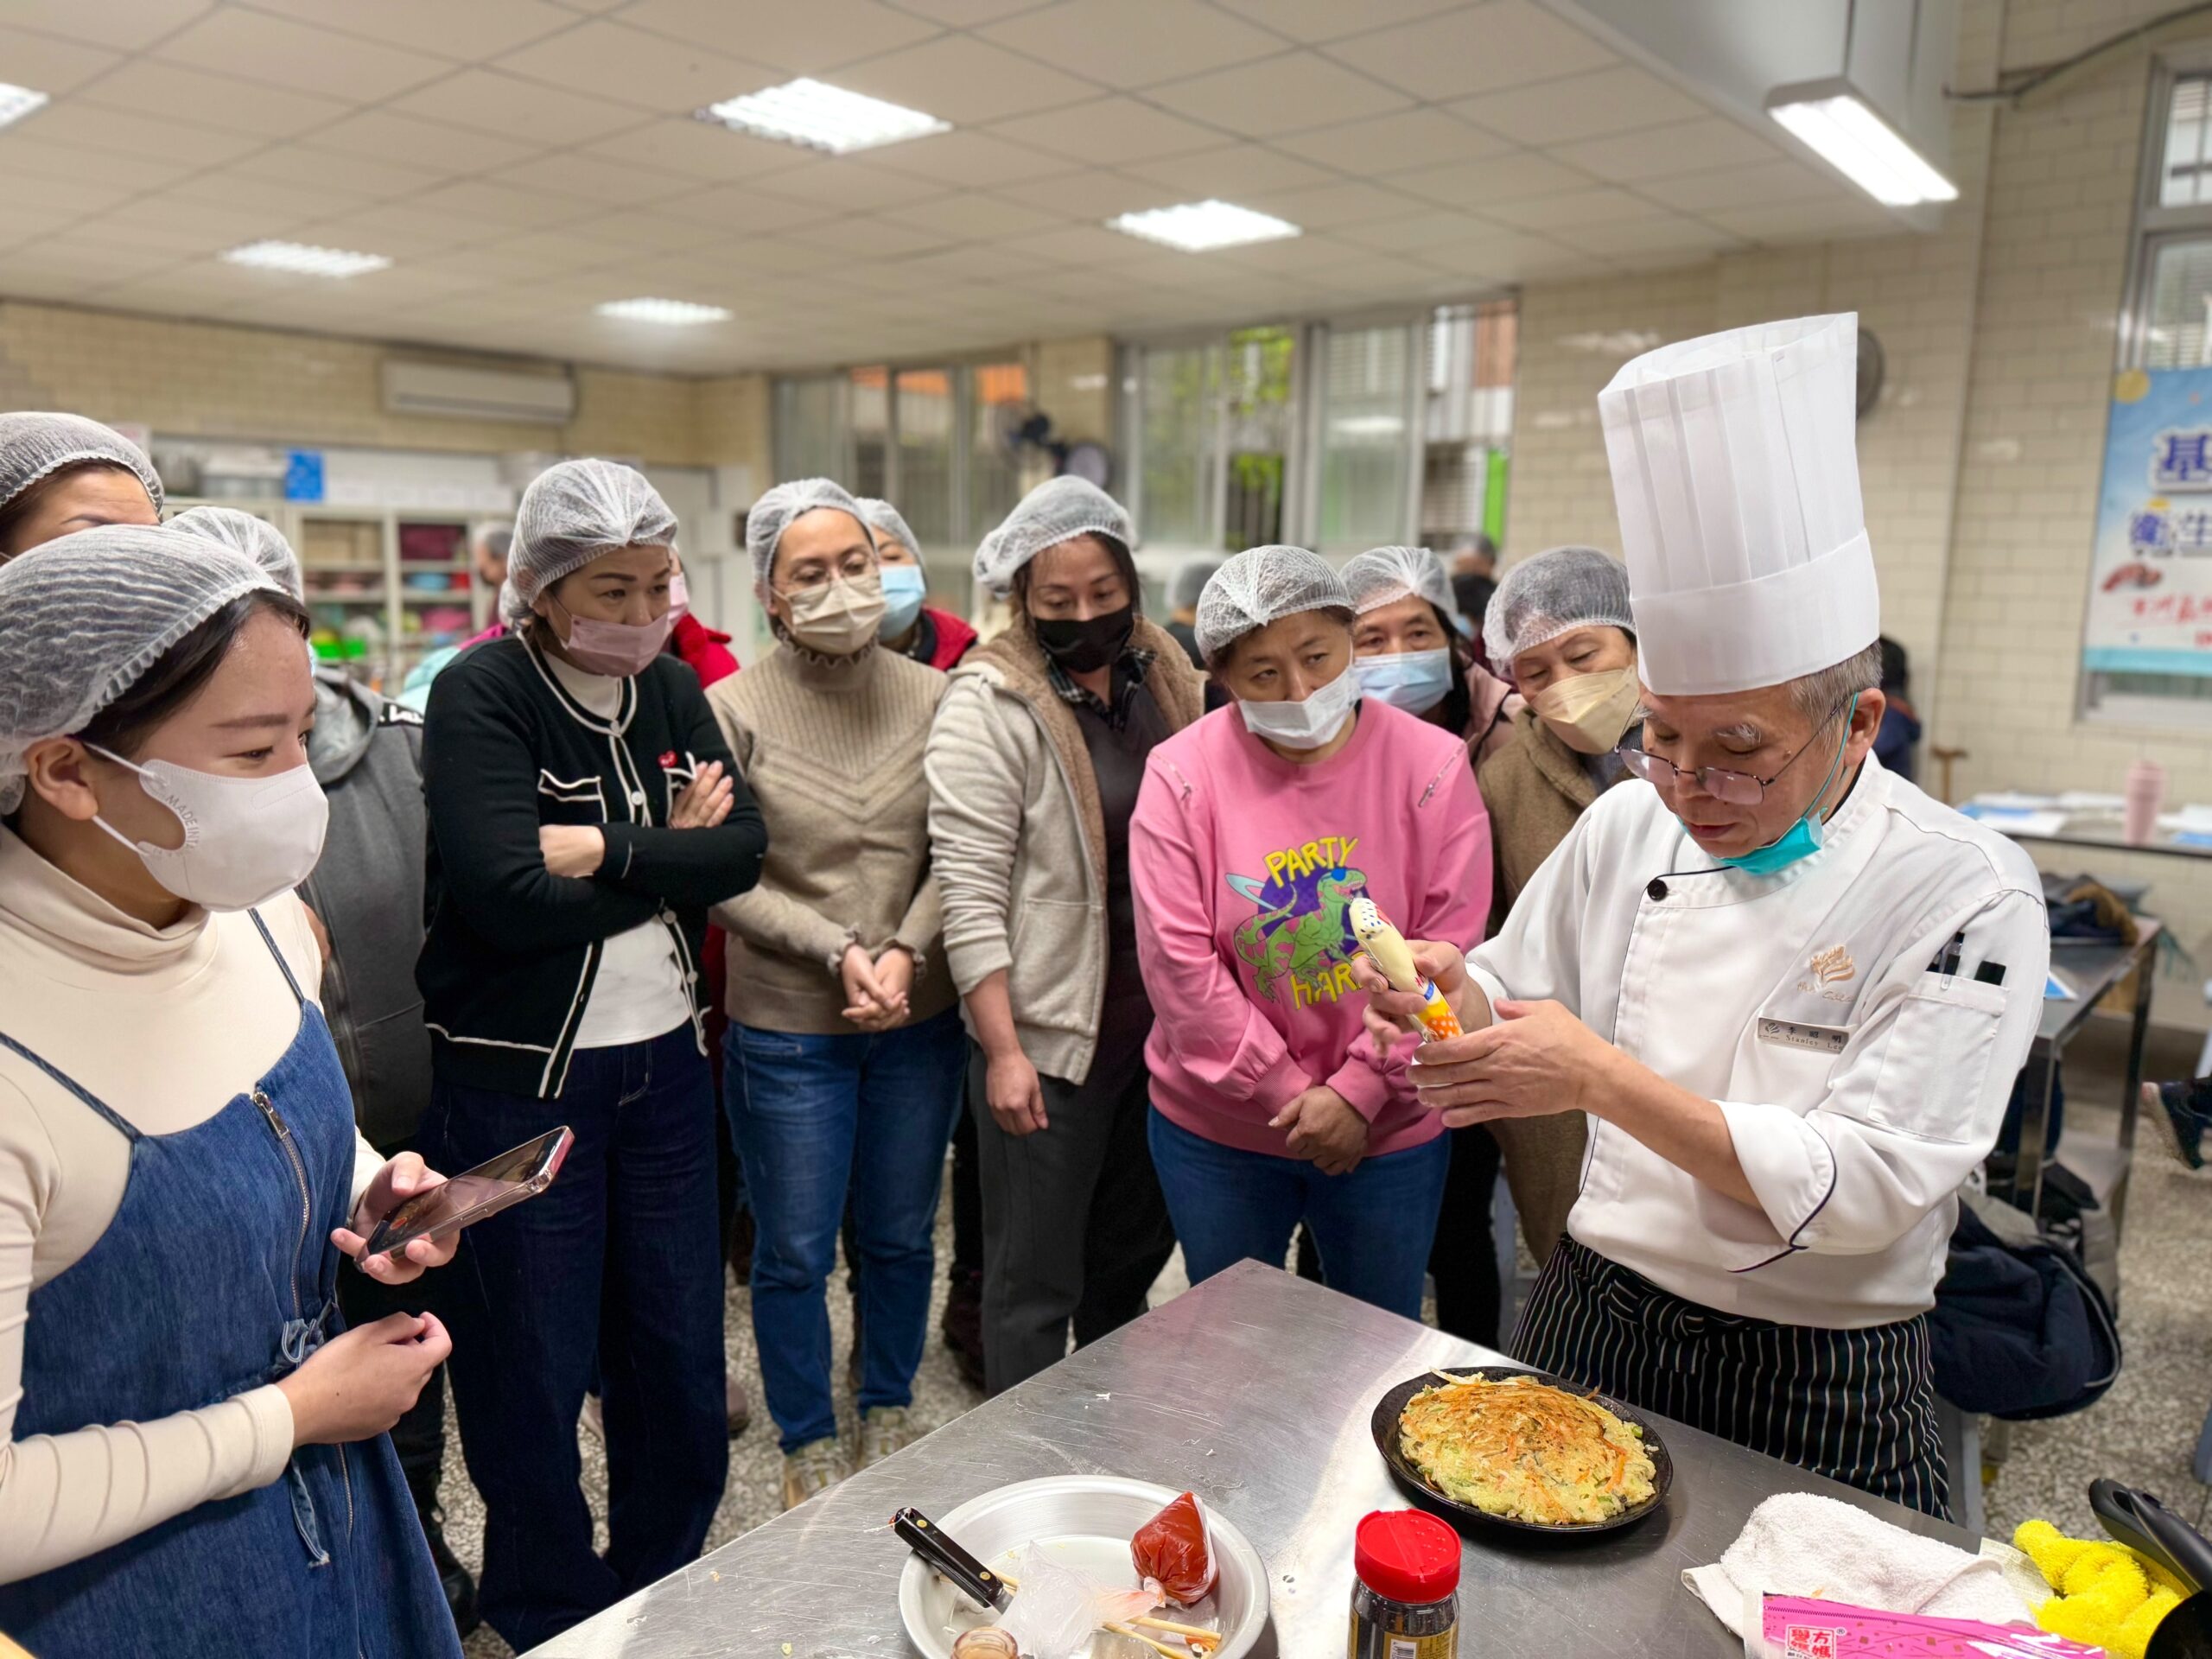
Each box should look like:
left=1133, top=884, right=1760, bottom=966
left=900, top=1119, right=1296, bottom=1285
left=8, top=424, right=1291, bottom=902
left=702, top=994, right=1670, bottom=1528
left=709, top=478, right=962, bottom=1513
left=924, top=478, right=1205, bottom=1395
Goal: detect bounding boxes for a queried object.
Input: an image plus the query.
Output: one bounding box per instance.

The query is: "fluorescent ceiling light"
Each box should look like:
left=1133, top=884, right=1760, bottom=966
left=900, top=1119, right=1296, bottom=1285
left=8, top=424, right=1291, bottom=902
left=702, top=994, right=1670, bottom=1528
left=223, top=239, right=391, bottom=278
left=1109, top=200, right=1300, bottom=253
left=696, top=78, right=948, bottom=155
left=1767, top=85, right=1958, bottom=207
left=0, top=82, right=48, bottom=130
left=595, top=297, right=732, bottom=326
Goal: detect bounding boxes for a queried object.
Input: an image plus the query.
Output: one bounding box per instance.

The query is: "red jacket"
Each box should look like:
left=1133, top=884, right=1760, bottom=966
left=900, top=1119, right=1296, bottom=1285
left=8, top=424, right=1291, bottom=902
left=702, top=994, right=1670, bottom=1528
left=923, top=606, right=977, bottom=671
left=671, top=612, right=739, bottom=688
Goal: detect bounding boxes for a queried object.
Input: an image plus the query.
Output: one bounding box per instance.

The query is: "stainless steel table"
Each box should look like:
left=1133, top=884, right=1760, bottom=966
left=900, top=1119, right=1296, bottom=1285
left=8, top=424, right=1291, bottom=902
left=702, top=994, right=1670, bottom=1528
left=532, top=1262, right=1973, bottom=1659
left=1991, top=816, right=2212, bottom=861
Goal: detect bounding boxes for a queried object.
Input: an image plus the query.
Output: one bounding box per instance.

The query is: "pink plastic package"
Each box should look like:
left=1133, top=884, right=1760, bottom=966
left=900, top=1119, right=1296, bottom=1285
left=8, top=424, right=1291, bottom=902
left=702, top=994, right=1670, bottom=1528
left=1752, top=1595, right=2106, bottom=1659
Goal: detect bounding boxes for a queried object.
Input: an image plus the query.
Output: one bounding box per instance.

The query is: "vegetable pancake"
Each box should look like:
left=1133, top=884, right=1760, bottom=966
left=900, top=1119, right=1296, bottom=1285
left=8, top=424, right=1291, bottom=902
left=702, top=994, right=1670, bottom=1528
left=1398, top=1372, right=1656, bottom=1525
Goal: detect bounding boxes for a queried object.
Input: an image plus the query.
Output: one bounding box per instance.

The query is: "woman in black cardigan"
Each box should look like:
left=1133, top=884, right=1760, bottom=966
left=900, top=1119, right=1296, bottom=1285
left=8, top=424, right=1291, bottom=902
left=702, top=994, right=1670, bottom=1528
left=416, top=459, right=766, bottom=1651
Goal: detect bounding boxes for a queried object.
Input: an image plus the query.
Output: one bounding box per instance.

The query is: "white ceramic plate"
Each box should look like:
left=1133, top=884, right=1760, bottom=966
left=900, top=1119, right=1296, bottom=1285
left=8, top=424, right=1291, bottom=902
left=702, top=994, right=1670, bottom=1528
left=896, top=1475, right=1269, bottom=1659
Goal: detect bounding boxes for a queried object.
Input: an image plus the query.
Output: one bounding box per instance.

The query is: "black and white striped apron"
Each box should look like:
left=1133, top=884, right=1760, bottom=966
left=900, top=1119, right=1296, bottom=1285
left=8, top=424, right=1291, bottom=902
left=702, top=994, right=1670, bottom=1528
left=1512, top=1238, right=1951, bottom=1518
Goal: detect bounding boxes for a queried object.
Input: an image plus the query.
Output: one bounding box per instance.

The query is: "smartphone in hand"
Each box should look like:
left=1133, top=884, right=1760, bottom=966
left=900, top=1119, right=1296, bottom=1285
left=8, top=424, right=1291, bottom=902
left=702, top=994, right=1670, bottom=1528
left=357, top=1127, right=573, bottom=1268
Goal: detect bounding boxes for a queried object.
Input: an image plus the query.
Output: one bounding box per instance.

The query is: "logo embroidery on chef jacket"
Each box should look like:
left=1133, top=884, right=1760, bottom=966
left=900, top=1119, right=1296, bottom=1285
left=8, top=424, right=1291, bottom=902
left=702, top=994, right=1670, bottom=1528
left=1797, top=945, right=1855, bottom=1001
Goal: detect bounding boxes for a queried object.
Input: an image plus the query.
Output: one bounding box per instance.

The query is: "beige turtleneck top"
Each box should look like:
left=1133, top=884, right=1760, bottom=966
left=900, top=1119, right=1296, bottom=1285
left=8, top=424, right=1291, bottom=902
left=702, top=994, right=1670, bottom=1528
left=0, top=823, right=382, bottom=1582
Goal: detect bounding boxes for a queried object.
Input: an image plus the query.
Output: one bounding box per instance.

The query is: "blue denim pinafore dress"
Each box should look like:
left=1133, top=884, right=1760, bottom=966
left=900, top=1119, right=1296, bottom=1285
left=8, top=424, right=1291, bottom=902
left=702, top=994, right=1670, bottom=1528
left=0, top=912, right=460, bottom=1658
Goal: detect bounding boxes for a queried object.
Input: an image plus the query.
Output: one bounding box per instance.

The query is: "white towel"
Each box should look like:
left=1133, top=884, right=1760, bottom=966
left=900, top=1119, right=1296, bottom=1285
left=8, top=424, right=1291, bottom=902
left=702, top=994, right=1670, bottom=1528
left=1683, top=1492, right=2034, bottom=1636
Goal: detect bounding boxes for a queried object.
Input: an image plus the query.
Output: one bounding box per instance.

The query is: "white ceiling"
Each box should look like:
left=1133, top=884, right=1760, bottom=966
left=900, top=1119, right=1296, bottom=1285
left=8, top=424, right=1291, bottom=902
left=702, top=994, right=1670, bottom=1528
left=0, top=0, right=1900, bottom=373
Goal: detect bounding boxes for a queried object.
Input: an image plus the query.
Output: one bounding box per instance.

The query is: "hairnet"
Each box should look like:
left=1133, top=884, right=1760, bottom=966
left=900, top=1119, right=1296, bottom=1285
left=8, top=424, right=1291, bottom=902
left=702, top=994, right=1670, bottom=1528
left=1170, top=557, right=1221, bottom=612
left=852, top=497, right=918, bottom=558
left=1483, top=544, right=1635, bottom=667
left=168, top=505, right=302, bottom=600
left=1342, top=545, right=1452, bottom=617
left=747, top=477, right=871, bottom=601
left=1194, top=544, right=1351, bottom=664
left=0, top=525, right=275, bottom=812
left=0, top=411, right=163, bottom=518
left=974, top=477, right=1134, bottom=599
left=507, top=458, right=678, bottom=626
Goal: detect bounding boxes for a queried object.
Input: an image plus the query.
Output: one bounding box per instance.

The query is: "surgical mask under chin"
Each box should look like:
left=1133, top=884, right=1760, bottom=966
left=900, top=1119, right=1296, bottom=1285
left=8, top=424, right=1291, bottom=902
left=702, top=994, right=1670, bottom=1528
left=1237, top=663, right=1358, bottom=751
left=782, top=569, right=887, bottom=656
left=1717, top=696, right=1859, bottom=876
left=88, top=747, right=329, bottom=912
left=1531, top=664, right=1639, bottom=755
left=877, top=565, right=927, bottom=639
left=548, top=594, right=673, bottom=677
left=1353, top=647, right=1453, bottom=716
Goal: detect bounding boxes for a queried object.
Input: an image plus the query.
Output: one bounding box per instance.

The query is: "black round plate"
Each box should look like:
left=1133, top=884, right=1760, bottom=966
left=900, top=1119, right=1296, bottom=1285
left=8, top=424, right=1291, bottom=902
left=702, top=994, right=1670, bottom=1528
left=1370, top=1365, right=1674, bottom=1538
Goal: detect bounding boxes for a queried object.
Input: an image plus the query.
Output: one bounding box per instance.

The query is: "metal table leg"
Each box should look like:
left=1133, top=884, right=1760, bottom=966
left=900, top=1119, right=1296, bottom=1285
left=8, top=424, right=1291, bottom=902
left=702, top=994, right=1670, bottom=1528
left=2012, top=1039, right=2059, bottom=1217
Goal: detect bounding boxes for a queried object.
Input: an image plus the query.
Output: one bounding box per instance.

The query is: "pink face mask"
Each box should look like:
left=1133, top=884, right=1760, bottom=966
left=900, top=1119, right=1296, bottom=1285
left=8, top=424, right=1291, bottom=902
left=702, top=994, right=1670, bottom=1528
left=548, top=594, right=672, bottom=677
left=668, top=570, right=690, bottom=624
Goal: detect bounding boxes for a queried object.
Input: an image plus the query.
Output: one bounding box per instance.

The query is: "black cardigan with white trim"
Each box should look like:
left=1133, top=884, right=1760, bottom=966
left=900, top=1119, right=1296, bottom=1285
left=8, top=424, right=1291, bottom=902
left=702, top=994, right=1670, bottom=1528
left=416, top=632, right=766, bottom=1098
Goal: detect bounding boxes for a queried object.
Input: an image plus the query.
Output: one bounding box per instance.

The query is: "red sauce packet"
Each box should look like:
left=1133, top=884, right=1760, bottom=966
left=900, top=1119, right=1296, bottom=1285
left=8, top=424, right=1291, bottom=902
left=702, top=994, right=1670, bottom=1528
left=1131, top=1491, right=1217, bottom=1606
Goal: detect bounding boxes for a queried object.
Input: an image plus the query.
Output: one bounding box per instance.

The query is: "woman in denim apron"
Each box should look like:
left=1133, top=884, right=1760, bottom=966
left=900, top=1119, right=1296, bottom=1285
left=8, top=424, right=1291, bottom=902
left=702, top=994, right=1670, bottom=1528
left=0, top=526, right=459, bottom=1655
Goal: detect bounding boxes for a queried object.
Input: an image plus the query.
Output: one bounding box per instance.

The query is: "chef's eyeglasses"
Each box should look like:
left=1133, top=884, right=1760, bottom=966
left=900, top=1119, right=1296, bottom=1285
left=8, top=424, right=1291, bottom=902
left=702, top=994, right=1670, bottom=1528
left=1615, top=699, right=1853, bottom=806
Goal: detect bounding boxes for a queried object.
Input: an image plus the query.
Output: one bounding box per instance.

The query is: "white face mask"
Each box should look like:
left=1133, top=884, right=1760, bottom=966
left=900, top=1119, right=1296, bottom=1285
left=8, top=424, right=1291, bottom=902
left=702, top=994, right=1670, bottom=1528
left=1237, top=663, right=1359, bottom=751
left=88, top=747, right=329, bottom=912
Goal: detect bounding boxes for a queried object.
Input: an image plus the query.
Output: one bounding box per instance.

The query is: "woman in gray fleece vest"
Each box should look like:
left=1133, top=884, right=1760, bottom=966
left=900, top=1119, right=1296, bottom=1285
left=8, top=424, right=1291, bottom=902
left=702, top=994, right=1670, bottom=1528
left=924, top=478, right=1205, bottom=1395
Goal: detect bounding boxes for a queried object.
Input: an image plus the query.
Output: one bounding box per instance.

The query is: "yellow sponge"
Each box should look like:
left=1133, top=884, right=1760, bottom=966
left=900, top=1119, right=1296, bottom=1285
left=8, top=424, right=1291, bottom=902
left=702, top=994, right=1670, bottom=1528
left=2013, top=1519, right=2187, bottom=1659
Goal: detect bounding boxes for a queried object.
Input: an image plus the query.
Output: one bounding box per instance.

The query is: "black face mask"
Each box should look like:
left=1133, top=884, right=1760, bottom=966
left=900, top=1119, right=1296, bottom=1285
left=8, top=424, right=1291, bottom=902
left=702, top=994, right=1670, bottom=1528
left=1033, top=605, right=1136, bottom=673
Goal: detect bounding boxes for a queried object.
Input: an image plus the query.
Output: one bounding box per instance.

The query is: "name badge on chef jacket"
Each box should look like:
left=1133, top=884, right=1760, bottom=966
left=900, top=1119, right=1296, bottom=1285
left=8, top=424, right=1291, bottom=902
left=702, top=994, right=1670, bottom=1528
left=1757, top=1017, right=1851, bottom=1055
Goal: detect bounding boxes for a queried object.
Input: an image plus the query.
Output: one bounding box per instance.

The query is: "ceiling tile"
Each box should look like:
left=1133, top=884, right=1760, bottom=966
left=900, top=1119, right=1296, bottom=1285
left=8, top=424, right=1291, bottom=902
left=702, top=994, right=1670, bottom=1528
left=1328, top=1, right=1611, bottom=99
left=833, top=33, right=1101, bottom=124
left=454, top=229, right=629, bottom=273
left=1123, top=144, right=1334, bottom=196
left=391, top=68, right=652, bottom=146
left=157, top=10, right=452, bottom=99
left=1707, top=198, right=1896, bottom=241
left=11, top=103, right=264, bottom=167
left=1550, top=213, right=1742, bottom=257
left=58, top=210, right=251, bottom=255
left=1011, top=222, right=1160, bottom=268
left=77, top=60, right=355, bottom=138
left=582, top=118, right=811, bottom=181
left=1272, top=108, right=1511, bottom=174
left=0, top=235, right=187, bottom=283
left=1238, top=178, right=1425, bottom=230
left=305, top=109, right=543, bottom=177
left=1448, top=62, right=1706, bottom=145
left=0, top=0, right=212, bottom=49
left=581, top=211, right=745, bottom=251
left=230, top=143, right=448, bottom=203
left=1550, top=115, right=1777, bottom=183
left=0, top=171, right=134, bottom=218
left=0, top=23, right=121, bottom=93
left=1638, top=159, right=1840, bottom=213
left=619, top=0, right=942, bottom=75
left=241, top=0, right=577, bottom=60
left=880, top=192, right=1067, bottom=238
left=1415, top=227, right=1580, bottom=278
left=885, top=243, right=1058, bottom=283
left=488, top=151, right=698, bottom=206
left=411, top=180, right=593, bottom=230
left=981, top=0, right=1279, bottom=91
left=493, top=20, right=779, bottom=115
left=1211, top=0, right=1467, bottom=44
left=167, top=169, right=378, bottom=221
left=667, top=182, right=847, bottom=234
left=1481, top=185, right=1666, bottom=231
left=296, top=203, right=501, bottom=258
left=862, top=128, right=1075, bottom=187
left=1147, top=51, right=1408, bottom=138
left=1357, top=210, right=1499, bottom=252
left=752, top=156, right=956, bottom=212
left=787, top=215, right=954, bottom=257
left=866, top=0, right=1043, bottom=25
left=1394, top=149, right=1593, bottom=208
left=994, top=168, right=1166, bottom=219
left=0, top=135, right=203, bottom=192
left=986, top=97, right=1221, bottom=167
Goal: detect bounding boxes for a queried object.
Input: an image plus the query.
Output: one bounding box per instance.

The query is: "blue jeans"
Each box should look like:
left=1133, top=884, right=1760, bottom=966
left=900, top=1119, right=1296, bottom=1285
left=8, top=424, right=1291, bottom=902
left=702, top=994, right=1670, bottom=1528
left=424, top=1027, right=727, bottom=1652
left=1147, top=1109, right=1450, bottom=1320
left=726, top=1007, right=966, bottom=1452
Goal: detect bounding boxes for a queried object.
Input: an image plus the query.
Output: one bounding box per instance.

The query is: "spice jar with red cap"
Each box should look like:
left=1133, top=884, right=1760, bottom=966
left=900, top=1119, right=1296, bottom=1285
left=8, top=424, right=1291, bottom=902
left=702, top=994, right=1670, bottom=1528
left=1349, top=1509, right=1460, bottom=1658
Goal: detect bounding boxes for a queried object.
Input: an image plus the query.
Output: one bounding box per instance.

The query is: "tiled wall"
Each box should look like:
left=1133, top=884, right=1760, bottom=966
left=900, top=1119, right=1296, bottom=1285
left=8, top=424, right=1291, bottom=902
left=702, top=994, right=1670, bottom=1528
left=1506, top=0, right=2212, bottom=1026
left=0, top=298, right=771, bottom=474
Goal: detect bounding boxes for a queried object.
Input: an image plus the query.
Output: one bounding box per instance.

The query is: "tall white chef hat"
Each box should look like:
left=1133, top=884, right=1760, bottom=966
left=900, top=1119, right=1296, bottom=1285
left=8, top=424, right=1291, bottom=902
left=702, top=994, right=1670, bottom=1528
left=1598, top=313, right=1876, bottom=697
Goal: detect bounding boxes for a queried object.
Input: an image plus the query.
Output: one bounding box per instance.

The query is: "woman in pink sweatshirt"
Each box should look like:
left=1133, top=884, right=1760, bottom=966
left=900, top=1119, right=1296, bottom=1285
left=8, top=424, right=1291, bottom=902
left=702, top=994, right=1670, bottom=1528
left=1129, top=545, right=1491, bottom=1319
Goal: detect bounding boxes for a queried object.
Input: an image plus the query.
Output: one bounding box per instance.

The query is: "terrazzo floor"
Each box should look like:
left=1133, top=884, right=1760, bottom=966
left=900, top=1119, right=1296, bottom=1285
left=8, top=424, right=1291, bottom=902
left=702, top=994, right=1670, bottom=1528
left=442, top=1019, right=2212, bottom=1656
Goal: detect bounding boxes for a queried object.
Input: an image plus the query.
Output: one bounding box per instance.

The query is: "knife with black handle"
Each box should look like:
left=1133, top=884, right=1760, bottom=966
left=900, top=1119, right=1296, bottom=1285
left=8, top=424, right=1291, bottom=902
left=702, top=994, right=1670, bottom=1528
left=893, top=1507, right=1013, bottom=1614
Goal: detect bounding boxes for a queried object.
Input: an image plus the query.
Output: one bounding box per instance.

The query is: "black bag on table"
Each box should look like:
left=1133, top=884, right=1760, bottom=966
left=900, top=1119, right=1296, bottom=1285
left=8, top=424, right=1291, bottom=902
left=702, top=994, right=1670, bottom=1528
left=1929, top=1196, right=2120, bottom=1420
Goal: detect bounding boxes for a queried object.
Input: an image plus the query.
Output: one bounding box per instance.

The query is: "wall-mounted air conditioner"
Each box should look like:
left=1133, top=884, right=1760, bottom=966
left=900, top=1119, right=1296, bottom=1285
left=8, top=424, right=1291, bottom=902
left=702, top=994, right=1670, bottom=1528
left=382, top=359, right=576, bottom=425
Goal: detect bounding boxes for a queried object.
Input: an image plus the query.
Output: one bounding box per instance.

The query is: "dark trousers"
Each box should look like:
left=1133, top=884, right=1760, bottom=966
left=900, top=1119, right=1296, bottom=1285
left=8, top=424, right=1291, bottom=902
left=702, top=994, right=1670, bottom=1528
left=971, top=1003, right=1175, bottom=1395
left=1515, top=1237, right=1950, bottom=1518
left=423, top=1027, right=728, bottom=1651
left=335, top=1142, right=447, bottom=1518
left=1428, top=1125, right=1503, bottom=1346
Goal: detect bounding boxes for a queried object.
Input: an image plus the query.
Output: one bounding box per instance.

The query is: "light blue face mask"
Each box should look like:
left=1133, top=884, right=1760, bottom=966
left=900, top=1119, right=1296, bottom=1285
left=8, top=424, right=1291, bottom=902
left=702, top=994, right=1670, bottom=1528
left=877, top=564, right=926, bottom=639
left=1352, top=647, right=1454, bottom=716
left=1718, top=695, right=1859, bottom=875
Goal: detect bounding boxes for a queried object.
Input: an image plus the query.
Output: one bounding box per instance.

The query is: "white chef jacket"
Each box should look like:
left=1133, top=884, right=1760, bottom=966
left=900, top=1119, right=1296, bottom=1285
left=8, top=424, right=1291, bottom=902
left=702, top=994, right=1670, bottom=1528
left=1463, top=756, right=2049, bottom=1328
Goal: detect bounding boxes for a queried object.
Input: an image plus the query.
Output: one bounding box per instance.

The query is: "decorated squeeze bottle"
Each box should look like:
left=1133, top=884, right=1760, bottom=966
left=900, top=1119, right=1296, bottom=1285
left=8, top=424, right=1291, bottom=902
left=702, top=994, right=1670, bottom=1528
left=1350, top=898, right=1462, bottom=1042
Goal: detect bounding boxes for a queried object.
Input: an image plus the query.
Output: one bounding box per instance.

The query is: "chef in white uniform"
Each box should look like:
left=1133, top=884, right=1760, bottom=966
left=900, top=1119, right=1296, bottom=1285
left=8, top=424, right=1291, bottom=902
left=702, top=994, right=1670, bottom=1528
left=1361, top=315, right=2047, bottom=1516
